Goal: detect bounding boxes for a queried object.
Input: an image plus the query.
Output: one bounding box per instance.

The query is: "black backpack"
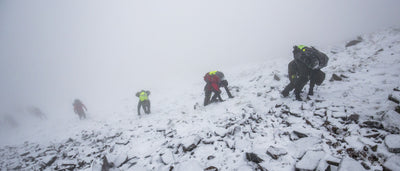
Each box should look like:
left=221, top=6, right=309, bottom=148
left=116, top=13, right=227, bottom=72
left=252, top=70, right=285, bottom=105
left=294, top=46, right=329, bottom=69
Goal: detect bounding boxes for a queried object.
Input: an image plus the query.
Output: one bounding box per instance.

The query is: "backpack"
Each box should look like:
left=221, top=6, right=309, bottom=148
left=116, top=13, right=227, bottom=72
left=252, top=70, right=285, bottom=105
left=294, top=46, right=329, bottom=69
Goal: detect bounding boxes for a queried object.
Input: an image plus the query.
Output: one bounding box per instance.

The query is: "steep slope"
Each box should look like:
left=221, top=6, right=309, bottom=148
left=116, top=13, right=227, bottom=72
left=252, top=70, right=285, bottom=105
left=1, top=28, right=400, bottom=171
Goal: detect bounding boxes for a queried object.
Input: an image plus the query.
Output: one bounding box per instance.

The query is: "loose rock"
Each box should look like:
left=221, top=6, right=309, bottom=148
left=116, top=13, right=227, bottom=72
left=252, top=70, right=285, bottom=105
left=385, top=134, right=400, bottom=153
left=266, top=146, right=287, bottom=160
left=337, top=157, right=364, bottom=171
left=245, top=152, right=263, bottom=163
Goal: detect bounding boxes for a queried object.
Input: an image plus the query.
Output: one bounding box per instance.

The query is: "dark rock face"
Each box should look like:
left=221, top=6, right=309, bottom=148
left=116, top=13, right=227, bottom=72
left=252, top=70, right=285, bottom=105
left=245, top=153, right=263, bottom=163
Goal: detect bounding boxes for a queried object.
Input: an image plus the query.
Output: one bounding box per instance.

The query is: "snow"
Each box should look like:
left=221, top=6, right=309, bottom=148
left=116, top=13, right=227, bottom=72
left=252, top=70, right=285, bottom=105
left=0, top=28, right=400, bottom=170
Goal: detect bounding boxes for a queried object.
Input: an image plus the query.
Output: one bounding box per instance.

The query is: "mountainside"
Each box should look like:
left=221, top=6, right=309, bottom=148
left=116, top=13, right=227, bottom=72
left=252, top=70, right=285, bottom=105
left=1, top=28, right=400, bottom=171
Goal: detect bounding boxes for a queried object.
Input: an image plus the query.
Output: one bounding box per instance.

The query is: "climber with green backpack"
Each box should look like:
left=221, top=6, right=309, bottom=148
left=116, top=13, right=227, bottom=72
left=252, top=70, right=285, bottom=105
left=136, top=90, right=151, bottom=115
left=282, top=45, right=328, bottom=101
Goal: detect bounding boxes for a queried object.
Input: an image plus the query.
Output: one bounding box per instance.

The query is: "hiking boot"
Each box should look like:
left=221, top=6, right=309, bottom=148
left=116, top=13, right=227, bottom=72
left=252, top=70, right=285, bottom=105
left=295, top=94, right=302, bottom=101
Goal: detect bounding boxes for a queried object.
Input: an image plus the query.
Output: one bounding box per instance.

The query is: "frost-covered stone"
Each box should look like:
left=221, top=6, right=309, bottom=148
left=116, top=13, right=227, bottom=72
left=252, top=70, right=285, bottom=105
left=160, top=150, right=174, bottom=165
left=214, top=127, right=227, bottom=137
left=385, top=134, right=400, bottom=153
left=266, top=146, right=287, bottom=160
left=182, top=135, right=202, bottom=152
left=383, top=155, right=400, bottom=171
left=113, top=154, right=128, bottom=167
left=337, top=157, right=364, bottom=171
left=295, top=150, right=325, bottom=171
left=382, top=111, right=400, bottom=133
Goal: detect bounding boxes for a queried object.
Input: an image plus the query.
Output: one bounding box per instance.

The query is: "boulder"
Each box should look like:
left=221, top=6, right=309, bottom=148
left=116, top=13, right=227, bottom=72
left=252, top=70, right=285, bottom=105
left=385, top=134, right=400, bottom=153
left=295, top=150, right=325, bottom=171
left=266, top=146, right=288, bottom=160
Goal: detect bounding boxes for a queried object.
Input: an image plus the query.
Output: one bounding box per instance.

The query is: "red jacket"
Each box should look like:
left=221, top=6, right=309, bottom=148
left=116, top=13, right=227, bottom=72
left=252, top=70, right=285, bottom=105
left=204, top=73, right=220, bottom=91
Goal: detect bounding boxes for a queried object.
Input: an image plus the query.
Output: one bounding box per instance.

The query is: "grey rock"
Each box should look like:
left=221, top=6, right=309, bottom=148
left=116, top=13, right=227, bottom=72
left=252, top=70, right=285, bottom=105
left=385, top=134, right=400, bottom=153
left=360, top=121, right=383, bottom=129
left=204, top=166, right=218, bottom=171
left=347, top=114, right=360, bottom=122
left=266, top=146, right=287, bottom=160
left=245, top=152, right=263, bottom=163
left=293, top=131, right=308, bottom=139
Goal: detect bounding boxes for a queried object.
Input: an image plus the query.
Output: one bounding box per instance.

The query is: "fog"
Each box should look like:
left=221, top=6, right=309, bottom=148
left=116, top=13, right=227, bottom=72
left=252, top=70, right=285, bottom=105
left=1, top=0, right=400, bottom=130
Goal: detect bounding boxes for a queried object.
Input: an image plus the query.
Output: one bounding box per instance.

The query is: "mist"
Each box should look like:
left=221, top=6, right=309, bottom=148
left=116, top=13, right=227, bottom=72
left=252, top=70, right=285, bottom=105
left=1, top=0, right=400, bottom=134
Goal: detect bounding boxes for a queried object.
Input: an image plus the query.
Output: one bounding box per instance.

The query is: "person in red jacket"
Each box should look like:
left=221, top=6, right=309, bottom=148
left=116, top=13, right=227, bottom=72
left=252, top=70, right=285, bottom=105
left=73, top=99, right=87, bottom=119
left=204, top=71, right=224, bottom=106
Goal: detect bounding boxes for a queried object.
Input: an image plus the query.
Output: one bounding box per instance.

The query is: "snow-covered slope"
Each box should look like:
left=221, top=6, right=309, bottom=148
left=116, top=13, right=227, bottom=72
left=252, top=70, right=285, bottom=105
left=1, top=28, right=400, bottom=171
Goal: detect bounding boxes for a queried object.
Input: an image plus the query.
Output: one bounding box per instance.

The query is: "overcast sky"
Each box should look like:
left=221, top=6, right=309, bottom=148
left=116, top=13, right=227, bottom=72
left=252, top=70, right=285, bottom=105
left=1, top=0, right=400, bottom=117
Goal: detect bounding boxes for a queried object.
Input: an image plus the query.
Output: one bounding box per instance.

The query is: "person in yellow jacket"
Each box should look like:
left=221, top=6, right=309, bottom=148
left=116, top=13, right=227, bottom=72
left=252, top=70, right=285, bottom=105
left=136, top=90, right=151, bottom=115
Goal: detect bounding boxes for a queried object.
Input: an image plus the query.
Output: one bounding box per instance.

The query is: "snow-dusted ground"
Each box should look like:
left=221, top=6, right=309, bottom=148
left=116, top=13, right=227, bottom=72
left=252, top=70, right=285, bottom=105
left=1, top=28, right=400, bottom=171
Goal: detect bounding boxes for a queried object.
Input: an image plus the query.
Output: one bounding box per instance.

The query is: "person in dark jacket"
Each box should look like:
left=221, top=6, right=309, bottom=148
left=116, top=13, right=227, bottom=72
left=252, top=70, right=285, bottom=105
left=282, top=46, right=326, bottom=101
left=204, top=71, right=223, bottom=106
left=73, top=99, right=87, bottom=119
left=136, top=90, right=151, bottom=115
left=214, top=71, right=234, bottom=100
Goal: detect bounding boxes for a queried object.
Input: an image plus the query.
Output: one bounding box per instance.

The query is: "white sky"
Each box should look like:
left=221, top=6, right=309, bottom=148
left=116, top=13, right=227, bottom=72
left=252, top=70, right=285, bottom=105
left=1, top=0, right=400, bottom=117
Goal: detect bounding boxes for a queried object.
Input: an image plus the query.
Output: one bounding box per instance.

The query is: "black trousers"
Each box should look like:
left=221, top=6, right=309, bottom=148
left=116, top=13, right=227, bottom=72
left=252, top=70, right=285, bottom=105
left=204, top=89, right=223, bottom=106
left=282, top=76, right=314, bottom=99
left=138, top=100, right=151, bottom=115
